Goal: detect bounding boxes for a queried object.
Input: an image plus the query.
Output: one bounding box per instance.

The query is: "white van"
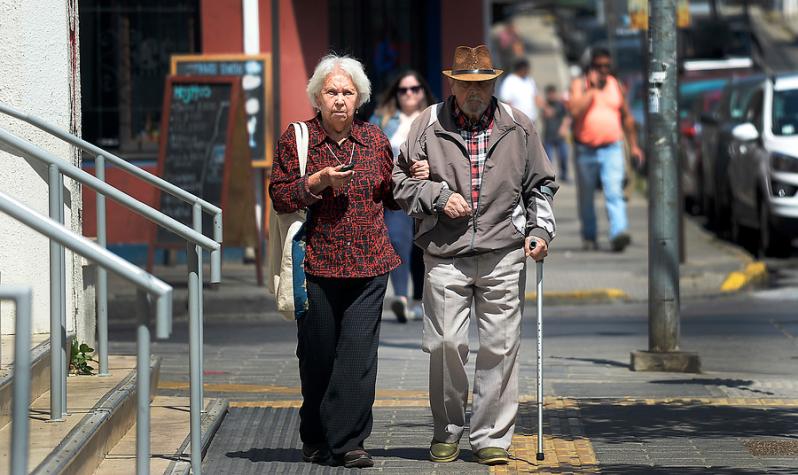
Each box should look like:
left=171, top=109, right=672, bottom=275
left=728, top=73, right=798, bottom=256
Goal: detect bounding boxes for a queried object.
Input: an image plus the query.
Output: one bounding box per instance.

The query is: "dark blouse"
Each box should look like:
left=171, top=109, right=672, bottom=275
left=269, top=116, right=401, bottom=278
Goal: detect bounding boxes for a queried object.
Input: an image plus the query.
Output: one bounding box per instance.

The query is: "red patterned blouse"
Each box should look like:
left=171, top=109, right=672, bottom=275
left=269, top=115, right=401, bottom=278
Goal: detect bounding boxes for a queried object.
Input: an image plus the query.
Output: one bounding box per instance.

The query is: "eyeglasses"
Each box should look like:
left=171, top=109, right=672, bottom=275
left=398, top=85, right=423, bottom=95
left=591, top=62, right=612, bottom=70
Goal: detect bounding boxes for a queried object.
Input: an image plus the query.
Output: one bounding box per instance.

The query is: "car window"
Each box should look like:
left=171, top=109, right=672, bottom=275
left=730, top=85, right=759, bottom=120
left=772, top=88, right=798, bottom=136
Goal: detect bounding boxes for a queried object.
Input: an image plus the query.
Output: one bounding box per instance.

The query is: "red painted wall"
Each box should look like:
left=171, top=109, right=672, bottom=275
left=278, top=0, right=328, bottom=131
left=201, top=0, right=244, bottom=53
left=440, top=0, right=485, bottom=98
left=82, top=165, right=158, bottom=242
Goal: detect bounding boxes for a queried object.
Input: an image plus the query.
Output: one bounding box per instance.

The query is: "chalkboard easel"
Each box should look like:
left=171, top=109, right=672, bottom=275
left=147, top=75, right=262, bottom=285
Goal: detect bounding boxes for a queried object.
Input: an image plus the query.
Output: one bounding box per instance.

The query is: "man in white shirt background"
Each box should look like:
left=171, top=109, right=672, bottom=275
left=498, top=58, right=547, bottom=123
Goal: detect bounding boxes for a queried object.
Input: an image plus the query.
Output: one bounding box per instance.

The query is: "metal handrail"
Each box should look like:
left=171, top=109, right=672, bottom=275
left=0, top=103, right=222, bottom=249
left=0, top=103, right=221, bottom=408
left=0, top=192, right=173, bottom=475
left=0, top=126, right=215, bottom=474
left=0, top=102, right=219, bottom=419
left=1, top=285, right=33, bottom=475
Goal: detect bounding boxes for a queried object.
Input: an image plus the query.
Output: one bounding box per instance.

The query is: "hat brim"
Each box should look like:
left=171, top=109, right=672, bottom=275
left=442, top=69, right=503, bottom=81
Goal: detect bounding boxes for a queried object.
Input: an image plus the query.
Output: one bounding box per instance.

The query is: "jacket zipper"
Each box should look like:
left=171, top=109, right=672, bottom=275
left=469, top=126, right=515, bottom=251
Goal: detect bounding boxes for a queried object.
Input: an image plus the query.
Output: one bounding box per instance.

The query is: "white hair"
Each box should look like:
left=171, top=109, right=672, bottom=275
left=306, top=54, right=371, bottom=110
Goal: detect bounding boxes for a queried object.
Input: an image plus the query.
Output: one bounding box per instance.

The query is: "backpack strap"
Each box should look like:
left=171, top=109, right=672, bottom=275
left=292, top=122, right=309, bottom=177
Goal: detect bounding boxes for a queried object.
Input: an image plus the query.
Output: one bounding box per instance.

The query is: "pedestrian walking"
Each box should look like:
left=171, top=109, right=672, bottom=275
left=369, top=70, right=436, bottom=323
left=498, top=58, right=546, bottom=123
left=269, top=54, right=400, bottom=469
left=393, top=45, right=557, bottom=466
left=542, top=84, right=571, bottom=182
left=568, top=47, right=643, bottom=252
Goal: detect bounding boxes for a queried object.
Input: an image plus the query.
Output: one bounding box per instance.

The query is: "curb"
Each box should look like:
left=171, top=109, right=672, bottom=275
left=721, top=261, right=768, bottom=293
left=524, top=288, right=629, bottom=305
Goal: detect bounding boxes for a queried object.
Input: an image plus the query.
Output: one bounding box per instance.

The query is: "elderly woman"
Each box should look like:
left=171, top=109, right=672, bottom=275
left=269, top=54, right=400, bottom=468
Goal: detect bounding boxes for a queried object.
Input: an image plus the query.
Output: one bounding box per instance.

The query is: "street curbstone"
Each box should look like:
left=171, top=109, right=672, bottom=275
left=721, top=261, right=768, bottom=293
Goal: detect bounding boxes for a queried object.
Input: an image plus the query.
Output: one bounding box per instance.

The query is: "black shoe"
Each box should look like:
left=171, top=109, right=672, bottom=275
left=302, top=442, right=330, bottom=463
left=333, top=449, right=374, bottom=468
left=611, top=233, right=631, bottom=252
left=391, top=297, right=408, bottom=323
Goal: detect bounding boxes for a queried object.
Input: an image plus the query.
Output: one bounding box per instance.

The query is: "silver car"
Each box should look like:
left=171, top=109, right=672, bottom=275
left=728, top=74, right=798, bottom=256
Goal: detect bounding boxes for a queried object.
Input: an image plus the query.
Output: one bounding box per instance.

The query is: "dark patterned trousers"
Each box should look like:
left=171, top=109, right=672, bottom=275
left=297, top=272, right=388, bottom=455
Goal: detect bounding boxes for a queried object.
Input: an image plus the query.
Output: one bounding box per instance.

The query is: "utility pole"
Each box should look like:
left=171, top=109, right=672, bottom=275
left=631, top=0, right=700, bottom=373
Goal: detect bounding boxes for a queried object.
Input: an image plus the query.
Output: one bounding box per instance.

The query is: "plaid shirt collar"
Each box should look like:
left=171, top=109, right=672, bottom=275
left=452, top=98, right=496, bottom=132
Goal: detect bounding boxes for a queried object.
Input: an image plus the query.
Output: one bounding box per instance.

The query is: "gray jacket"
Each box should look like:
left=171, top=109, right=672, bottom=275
left=392, top=97, right=557, bottom=258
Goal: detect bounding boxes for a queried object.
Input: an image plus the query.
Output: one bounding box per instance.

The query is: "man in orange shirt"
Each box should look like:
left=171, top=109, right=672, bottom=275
left=569, top=48, right=643, bottom=252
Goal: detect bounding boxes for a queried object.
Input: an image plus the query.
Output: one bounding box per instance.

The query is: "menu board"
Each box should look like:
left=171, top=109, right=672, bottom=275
left=171, top=54, right=273, bottom=168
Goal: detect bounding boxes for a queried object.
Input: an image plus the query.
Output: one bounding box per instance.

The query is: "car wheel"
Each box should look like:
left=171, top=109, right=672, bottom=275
left=758, top=199, right=790, bottom=258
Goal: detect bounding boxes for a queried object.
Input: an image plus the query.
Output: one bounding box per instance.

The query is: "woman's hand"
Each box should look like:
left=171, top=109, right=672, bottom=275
left=309, top=165, right=353, bottom=194
left=323, top=165, right=354, bottom=190
left=410, top=160, right=430, bottom=180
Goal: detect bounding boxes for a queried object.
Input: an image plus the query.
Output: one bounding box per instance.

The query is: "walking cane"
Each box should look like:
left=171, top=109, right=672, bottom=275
left=528, top=241, right=545, bottom=461
left=535, top=257, right=545, bottom=461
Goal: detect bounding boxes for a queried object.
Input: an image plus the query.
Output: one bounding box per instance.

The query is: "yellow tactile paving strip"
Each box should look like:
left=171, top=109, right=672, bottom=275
left=158, top=381, right=798, bottom=474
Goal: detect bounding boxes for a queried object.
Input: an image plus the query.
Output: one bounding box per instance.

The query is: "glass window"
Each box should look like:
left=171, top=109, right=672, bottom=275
left=772, top=89, right=798, bottom=136
left=729, top=85, right=759, bottom=120
left=80, top=0, right=200, bottom=153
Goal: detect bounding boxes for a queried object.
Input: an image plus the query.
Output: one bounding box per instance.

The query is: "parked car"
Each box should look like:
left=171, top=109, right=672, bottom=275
left=727, top=73, right=798, bottom=256
left=680, top=86, right=724, bottom=214
left=699, top=74, right=765, bottom=230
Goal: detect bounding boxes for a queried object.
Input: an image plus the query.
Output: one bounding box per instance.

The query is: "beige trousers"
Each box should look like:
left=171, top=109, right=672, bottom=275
left=422, top=247, right=526, bottom=451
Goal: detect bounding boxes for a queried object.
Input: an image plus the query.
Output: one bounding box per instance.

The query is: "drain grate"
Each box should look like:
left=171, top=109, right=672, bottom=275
left=744, top=439, right=798, bottom=457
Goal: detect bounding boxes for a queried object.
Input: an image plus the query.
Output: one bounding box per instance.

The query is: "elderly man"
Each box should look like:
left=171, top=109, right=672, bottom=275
left=393, top=45, right=557, bottom=465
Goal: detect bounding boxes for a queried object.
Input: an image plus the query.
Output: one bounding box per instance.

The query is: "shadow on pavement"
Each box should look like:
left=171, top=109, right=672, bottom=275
left=550, top=355, right=630, bottom=368
left=574, top=403, right=798, bottom=443
left=647, top=378, right=774, bottom=396
left=225, top=447, right=302, bottom=463
left=595, top=466, right=797, bottom=475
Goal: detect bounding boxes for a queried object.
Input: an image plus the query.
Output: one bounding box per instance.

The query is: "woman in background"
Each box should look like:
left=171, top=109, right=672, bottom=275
left=370, top=71, right=436, bottom=323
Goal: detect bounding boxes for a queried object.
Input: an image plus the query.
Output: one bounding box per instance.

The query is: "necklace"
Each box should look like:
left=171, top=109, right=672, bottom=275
left=325, top=141, right=356, bottom=167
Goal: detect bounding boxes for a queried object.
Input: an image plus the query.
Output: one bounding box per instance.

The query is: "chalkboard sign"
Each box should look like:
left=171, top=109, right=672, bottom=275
left=149, top=76, right=259, bottom=273
left=171, top=54, right=273, bottom=168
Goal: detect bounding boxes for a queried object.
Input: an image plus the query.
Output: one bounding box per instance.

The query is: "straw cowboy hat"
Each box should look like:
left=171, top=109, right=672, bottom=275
left=442, top=45, right=503, bottom=81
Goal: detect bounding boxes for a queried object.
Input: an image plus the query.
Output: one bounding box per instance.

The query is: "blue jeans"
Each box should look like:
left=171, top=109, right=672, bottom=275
left=544, top=138, right=569, bottom=181
left=385, top=209, right=413, bottom=297
left=575, top=141, right=627, bottom=242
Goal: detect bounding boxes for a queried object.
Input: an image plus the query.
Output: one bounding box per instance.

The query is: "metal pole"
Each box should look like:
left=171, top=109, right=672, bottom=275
left=187, top=242, right=202, bottom=474
left=58, top=175, right=68, bottom=415
left=211, top=212, right=222, bottom=284
left=535, top=260, right=544, bottom=461
left=48, top=164, right=64, bottom=421
left=96, top=155, right=109, bottom=376
left=8, top=287, right=32, bottom=475
left=136, top=289, right=150, bottom=475
left=193, top=203, right=205, bottom=410
left=648, top=0, right=680, bottom=352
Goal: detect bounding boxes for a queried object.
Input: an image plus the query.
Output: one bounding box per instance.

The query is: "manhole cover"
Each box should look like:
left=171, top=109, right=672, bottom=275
left=744, top=439, right=798, bottom=457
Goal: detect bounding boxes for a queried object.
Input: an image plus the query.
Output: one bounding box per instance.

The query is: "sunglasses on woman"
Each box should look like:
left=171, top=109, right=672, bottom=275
left=398, top=85, right=423, bottom=95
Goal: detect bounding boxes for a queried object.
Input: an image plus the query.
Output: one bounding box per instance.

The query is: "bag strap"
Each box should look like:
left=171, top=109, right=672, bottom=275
left=292, top=122, right=309, bottom=177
